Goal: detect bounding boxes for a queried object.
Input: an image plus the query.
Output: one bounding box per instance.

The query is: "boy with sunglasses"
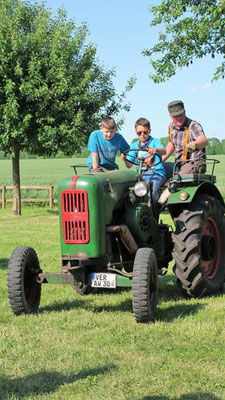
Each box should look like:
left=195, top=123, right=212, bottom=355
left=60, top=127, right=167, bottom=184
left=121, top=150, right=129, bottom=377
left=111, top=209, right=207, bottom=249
left=123, top=117, right=166, bottom=201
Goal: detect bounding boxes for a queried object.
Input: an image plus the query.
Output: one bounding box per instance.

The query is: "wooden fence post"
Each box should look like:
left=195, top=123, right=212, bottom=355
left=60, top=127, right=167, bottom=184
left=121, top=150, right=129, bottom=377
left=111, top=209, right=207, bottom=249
left=2, top=186, right=6, bottom=209
left=0, top=185, right=58, bottom=208
left=49, top=185, right=53, bottom=208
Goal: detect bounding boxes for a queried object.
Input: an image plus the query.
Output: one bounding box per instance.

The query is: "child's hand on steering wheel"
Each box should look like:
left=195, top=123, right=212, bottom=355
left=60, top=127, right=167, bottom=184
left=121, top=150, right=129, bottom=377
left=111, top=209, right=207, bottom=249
left=144, top=148, right=157, bottom=166
left=148, top=147, right=157, bottom=155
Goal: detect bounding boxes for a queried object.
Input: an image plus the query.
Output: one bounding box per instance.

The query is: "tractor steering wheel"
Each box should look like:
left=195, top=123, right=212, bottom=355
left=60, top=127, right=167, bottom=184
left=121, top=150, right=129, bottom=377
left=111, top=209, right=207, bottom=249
left=123, top=148, right=162, bottom=168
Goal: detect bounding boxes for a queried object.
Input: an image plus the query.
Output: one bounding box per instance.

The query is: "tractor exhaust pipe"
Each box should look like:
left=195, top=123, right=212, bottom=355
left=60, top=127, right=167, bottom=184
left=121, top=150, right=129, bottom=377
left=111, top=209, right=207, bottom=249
left=106, top=225, right=138, bottom=254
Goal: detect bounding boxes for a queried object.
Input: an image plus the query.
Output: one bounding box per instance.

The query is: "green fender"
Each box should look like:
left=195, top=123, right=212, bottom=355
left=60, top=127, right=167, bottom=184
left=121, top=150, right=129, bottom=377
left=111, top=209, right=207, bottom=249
left=166, top=181, right=225, bottom=207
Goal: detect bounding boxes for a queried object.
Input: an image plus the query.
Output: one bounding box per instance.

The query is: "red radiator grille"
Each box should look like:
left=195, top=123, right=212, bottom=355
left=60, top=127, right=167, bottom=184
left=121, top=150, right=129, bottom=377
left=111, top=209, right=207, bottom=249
left=61, top=190, right=89, bottom=244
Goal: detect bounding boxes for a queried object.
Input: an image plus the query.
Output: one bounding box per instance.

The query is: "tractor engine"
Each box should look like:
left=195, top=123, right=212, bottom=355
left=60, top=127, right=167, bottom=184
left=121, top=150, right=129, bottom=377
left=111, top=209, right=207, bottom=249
left=57, top=169, right=172, bottom=272
left=58, top=170, right=138, bottom=265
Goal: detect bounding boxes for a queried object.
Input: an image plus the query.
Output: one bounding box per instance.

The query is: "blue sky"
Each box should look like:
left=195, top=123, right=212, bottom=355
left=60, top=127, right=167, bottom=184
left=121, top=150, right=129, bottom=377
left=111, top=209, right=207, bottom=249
left=40, top=0, right=224, bottom=144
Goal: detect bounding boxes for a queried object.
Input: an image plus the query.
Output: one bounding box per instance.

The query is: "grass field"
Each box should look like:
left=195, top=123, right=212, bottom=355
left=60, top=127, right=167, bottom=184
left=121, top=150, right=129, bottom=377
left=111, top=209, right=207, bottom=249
left=0, top=157, right=89, bottom=202
left=1, top=155, right=225, bottom=187
left=1, top=155, right=225, bottom=204
left=0, top=157, right=225, bottom=399
left=0, top=157, right=88, bottom=186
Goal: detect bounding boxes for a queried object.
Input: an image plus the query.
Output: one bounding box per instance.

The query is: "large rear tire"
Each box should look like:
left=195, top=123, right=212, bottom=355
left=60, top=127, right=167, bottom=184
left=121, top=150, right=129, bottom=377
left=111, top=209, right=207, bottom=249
left=132, top=248, right=158, bottom=323
left=7, top=247, right=42, bottom=315
left=172, top=195, right=225, bottom=297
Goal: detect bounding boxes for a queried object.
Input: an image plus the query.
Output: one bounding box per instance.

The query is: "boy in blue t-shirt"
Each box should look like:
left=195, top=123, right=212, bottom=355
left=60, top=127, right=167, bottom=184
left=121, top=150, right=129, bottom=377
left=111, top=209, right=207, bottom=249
left=87, top=117, right=129, bottom=171
left=124, top=117, right=166, bottom=201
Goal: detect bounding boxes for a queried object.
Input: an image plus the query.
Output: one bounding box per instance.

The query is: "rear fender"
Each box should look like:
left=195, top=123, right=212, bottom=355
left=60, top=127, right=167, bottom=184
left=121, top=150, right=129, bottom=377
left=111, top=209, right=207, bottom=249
left=167, top=182, right=225, bottom=217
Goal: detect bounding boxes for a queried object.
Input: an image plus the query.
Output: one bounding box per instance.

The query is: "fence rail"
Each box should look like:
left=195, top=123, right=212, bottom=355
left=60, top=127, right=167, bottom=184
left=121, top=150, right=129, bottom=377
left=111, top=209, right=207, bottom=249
left=1, top=184, right=224, bottom=210
left=0, top=185, right=57, bottom=209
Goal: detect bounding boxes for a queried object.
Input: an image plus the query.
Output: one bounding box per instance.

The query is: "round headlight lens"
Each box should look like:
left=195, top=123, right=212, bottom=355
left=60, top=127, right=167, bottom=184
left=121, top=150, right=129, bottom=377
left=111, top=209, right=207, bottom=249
left=134, top=181, right=148, bottom=197
left=179, top=192, right=189, bottom=201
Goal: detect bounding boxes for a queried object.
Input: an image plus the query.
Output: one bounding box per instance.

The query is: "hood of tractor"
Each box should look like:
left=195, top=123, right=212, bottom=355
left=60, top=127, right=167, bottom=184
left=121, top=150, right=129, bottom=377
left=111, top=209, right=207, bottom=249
left=57, top=170, right=138, bottom=258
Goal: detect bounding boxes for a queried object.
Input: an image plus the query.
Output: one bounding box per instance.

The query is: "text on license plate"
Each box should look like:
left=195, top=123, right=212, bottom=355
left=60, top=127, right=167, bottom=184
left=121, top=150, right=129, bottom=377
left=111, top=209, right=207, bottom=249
left=91, top=273, right=116, bottom=289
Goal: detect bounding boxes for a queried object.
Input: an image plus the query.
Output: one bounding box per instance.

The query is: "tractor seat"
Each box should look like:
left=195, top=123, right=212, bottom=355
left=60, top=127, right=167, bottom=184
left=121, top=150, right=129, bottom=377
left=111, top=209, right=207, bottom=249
left=178, top=173, right=216, bottom=184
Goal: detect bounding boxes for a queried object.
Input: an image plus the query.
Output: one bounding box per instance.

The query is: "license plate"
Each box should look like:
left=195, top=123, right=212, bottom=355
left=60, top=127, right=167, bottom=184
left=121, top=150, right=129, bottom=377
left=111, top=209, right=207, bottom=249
left=91, top=273, right=116, bottom=289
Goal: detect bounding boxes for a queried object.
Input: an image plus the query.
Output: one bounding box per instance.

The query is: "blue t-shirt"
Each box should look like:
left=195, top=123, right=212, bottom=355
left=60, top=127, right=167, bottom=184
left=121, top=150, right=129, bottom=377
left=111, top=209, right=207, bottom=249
left=87, top=130, right=129, bottom=169
left=127, top=136, right=166, bottom=178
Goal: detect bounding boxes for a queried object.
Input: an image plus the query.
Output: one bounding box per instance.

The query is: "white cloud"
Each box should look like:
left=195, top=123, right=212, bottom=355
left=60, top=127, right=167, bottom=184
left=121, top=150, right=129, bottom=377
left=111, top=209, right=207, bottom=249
left=190, top=86, right=198, bottom=92
left=189, top=82, right=212, bottom=92
left=202, top=82, right=211, bottom=89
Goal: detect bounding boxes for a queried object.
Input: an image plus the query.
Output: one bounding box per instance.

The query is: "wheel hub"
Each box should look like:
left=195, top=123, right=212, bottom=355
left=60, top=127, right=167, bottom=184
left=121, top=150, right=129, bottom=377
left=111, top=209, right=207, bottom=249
left=201, top=216, right=221, bottom=278
left=201, top=235, right=217, bottom=261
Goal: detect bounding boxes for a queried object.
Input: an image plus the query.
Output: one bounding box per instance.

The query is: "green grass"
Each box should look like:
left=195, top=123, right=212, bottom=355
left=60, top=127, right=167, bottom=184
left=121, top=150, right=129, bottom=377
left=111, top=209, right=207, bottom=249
left=0, top=158, right=88, bottom=202
left=1, top=155, right=225, bottom=186
left=1, top=156, right=225, bottom=203
left=0, top=157, right=88, bottom=186
left=0, top=156, right=225, bottom=398
left=0, top=207, right=225, bottom=400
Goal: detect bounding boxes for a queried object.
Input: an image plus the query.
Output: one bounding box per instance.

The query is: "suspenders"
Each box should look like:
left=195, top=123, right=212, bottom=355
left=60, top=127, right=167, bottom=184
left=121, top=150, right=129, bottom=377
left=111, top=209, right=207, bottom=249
left=169, top=122, right=191, bottom=161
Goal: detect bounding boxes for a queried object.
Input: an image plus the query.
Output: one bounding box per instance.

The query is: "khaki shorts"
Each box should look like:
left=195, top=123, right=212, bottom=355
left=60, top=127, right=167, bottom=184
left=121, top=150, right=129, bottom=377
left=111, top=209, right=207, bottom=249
left=163, top=160, right=206, bottom=179
left=179, top=161, right=206, bottom=174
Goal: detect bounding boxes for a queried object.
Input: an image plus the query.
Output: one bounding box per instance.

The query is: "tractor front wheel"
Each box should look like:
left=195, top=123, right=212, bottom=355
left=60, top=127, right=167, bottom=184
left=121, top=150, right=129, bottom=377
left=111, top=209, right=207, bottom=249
left=172, top=195, right=225, bottom=297
left=132, top=248, right=158, bottom=323
left=7, top=247, right=42, bottom=315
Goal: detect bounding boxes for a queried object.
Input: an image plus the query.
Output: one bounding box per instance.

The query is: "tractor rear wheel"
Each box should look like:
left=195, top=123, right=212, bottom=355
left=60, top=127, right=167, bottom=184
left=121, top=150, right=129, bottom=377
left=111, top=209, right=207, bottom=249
left=172, top=195, right=225, bottom=297
left=7, top=247, right=42, bottom=315
left=132, top=248, right=158, bottom=323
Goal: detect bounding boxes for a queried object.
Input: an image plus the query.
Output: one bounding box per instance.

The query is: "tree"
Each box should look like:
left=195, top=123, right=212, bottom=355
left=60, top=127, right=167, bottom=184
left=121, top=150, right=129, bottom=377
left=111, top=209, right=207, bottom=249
left=143, top=0, right=225, bottom=83
left=221, top=139, right=225, bottom=154
left=0, top=0, right=135, bottom=215
left=207, top=137, right=222, bottom=154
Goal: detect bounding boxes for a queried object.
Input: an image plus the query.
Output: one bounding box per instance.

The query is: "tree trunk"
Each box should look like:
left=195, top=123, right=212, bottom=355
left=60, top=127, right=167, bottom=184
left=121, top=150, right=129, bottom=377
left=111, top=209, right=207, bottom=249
left=12, top=146, right=21, bottom=216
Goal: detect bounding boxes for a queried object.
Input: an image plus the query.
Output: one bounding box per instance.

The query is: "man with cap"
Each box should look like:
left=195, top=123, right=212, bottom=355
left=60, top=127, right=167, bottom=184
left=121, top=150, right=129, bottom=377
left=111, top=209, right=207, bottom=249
left=157, top=99, right=208, bottom=205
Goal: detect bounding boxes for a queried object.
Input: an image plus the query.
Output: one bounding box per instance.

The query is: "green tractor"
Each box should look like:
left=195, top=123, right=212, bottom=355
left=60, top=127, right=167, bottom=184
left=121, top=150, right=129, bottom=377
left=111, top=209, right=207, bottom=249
left=7, top=151, right=225, bottom=322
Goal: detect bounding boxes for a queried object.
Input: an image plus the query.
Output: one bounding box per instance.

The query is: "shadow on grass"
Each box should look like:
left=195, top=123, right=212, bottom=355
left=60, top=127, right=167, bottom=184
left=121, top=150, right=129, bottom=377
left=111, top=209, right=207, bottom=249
left=158, top=273, right=183, bottom=302
left=39, top=296, right=132, bottom=314
left=39, top=298, right=93, bottom=313
left=39, top=290, right=205, bottom=322
left=139, top=393, right=221, bottom=400
left=0, top=364, right=116, bottom=399
left=157, top=302, right=206, bottom=322
left=0, top=258, right=9, bottom=270
left=46, top=209, right=59, bottom=215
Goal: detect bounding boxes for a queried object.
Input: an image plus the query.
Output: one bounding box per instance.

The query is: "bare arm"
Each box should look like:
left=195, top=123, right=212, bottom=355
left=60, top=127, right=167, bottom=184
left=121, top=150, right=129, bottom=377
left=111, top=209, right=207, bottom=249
left=187, top=135, right=208, bottom=150
left=91, top=152, right=99, bottom=169
left=154, top=147, right=166, bottom=155
left=121, top=153, right=133, bottom=168
left=162, top=142, right=175, bottom=162
left=196, top=135, right=208, bottom=148
left=124, top=159, right=133, bottom=168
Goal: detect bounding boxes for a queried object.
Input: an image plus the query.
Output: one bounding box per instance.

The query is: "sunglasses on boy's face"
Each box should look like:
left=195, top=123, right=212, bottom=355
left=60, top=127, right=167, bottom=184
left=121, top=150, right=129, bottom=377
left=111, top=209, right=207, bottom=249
left=137, top=130, right=149, bottom=136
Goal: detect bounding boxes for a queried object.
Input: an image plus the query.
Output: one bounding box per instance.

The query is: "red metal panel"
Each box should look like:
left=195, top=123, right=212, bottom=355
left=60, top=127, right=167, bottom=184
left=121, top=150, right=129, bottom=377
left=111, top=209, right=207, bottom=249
left=61, top=190, right=89, bottom=244
left=71, top=176, right=79, bottom=190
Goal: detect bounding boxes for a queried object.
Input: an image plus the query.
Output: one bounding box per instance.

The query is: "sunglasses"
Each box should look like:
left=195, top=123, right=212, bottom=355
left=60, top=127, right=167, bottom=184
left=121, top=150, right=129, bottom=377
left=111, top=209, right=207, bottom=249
left=137, top=131, right=149, bottom=136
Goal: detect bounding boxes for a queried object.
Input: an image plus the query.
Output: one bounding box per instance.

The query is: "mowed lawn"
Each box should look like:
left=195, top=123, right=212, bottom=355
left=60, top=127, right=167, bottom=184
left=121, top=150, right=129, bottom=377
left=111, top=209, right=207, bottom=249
left=0, top=157, right=225, bottom=399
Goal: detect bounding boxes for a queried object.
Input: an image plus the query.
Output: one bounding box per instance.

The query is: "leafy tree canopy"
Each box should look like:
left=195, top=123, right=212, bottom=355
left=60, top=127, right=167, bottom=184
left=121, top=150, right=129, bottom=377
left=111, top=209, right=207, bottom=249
left=143, top=0, right=225, bottom=83
left=0, top=0, right=134, bottom=158
left=0, top=0, right=135, bottom=214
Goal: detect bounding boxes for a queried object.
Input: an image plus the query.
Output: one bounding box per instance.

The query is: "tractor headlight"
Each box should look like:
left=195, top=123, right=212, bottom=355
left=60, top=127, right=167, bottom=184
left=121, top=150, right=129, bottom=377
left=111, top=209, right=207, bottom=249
left=179, top=192, right=189, bottom=201
left=134, top=181, right=148, bottom=197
